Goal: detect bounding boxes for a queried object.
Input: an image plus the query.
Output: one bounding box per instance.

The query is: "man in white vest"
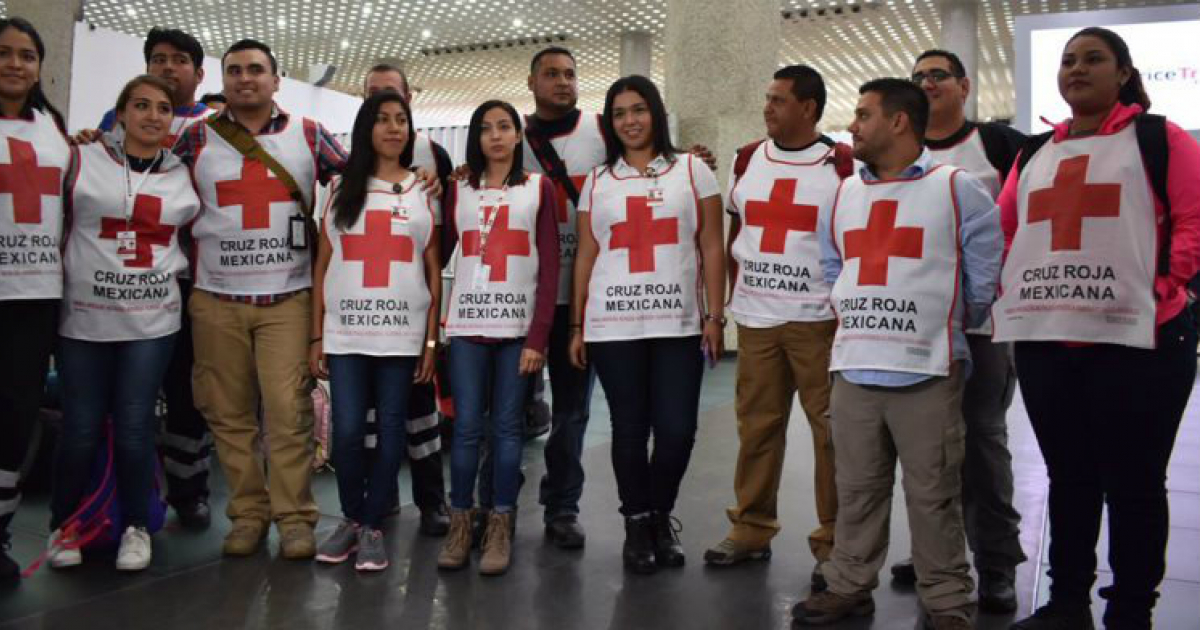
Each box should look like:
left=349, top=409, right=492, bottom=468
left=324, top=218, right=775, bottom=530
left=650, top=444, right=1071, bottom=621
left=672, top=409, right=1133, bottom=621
left=792, top=78, right=1001, bottom=629
left=360, top=62, right=452, bottom=536
left=704, top=65, right=849, bottom=593
left=882, top=48, right=1029, bottom=614
left=173, top=39, right=347, bottom=559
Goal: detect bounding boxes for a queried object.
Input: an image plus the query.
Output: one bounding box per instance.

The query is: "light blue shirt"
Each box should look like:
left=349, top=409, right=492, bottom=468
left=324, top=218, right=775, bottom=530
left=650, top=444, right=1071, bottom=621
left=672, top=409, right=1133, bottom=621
left=817, top=149, right=1002, bottom=387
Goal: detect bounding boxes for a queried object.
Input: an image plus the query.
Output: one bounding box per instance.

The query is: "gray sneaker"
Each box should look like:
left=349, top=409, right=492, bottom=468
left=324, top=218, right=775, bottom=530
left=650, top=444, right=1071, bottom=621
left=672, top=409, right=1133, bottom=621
left=315, top=520, right=359, bottom=564
left=355, top=527, right=389, bottom=572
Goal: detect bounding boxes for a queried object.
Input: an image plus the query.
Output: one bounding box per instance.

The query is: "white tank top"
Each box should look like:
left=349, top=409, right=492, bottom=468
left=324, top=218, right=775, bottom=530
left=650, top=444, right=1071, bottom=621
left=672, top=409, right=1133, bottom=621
left=583, top=154, right=708, bottom=342
left=727, top=141, right=840, bottom=325
left=0, top=109, right=70, bottom=300
left=523, top=112, right=608, bottom=304
left=323, top=175, right=437, bottom=356
left=60, top=143, right=201, bottom=341
left=191, top=116, right=317, bottom=295
left=829, top=166, right=963, bottom=376
left=992, top=124, right=1158, bottom=348
left=445, top=174, right=544, bottom=338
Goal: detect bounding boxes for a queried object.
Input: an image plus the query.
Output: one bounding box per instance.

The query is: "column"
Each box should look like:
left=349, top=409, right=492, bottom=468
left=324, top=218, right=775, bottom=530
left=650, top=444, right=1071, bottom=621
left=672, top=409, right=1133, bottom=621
left=663, top=0, right=779, bottom=350
left=619, top=31, right=653, bottom=78
left=6, top=0, right=84, bottom=117
left=938, top=0, right=979, bottom=120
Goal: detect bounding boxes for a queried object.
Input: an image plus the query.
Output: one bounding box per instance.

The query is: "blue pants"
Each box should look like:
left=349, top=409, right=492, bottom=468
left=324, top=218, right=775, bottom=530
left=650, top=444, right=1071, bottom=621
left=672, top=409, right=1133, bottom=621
left=327, top=354, right=416, bottom=529
left=448, top=338, right=529, bottom=513
left=51, top=334, right=177, bottom=529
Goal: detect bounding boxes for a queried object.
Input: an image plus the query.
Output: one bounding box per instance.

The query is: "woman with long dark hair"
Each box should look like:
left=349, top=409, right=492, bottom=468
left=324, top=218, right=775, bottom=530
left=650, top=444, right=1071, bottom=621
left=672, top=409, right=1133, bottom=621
left=568, top=75, right=725, bottom=574
left=0, top=16, right=70, bottom=584
left=993, top=27, right=1200, bottom=630
left=46, top=75, right=200, bottom=572
left=437, top=100, right=559, bottom=576
left=310, top=91, right=440, bottom=572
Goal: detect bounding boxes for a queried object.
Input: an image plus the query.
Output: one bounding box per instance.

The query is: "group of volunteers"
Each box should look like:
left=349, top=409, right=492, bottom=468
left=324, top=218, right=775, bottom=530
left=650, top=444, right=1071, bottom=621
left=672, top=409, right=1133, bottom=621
left=0, top=12, right=1195, bottom=630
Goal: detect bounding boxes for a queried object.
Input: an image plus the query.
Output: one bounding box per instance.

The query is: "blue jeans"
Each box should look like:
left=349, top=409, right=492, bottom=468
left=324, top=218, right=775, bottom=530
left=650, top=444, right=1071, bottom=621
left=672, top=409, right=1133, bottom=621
left=51, top=334, right=177, bottom=529
left=448, top=338, right=529, bottom=512
left=589, top=336, right=704, bottom=516
left=327, top=354, right=416, bottom=528
left=538, top=305, right=596, bottom=522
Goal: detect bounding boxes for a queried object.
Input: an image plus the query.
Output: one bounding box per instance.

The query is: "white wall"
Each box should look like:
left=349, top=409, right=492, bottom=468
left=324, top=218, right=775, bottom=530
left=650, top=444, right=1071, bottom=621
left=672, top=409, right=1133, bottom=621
left=67, top=23, right=363, bottom=134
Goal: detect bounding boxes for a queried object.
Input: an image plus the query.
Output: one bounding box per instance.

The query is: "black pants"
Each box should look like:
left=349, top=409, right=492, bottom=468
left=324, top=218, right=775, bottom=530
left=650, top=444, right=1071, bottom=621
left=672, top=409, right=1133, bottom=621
left=589, top=335, right=704, bottom=516
left=0, top=299, right=57, bottom=543
left=1014, top=311, right=1197, bottom=627
left=161, top=280, right=212, bottom=507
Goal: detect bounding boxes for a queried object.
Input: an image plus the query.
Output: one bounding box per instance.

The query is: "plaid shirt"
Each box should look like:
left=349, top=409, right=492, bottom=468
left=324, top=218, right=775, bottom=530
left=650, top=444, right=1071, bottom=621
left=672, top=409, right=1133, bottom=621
left=173, top=104, right=347, bottom=305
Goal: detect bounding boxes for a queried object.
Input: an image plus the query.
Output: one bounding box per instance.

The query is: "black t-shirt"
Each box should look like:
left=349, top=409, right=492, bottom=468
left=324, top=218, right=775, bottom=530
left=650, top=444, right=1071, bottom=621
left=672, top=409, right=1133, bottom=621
left=926, top=120, right=1027, bottom=184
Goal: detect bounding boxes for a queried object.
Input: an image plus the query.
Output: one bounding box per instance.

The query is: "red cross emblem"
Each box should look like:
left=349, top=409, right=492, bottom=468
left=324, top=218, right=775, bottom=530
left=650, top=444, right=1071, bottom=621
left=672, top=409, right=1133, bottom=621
left=552, top=175, right=589, bottom=223
left=842, top=200, right=924, bottom=286
left=744, top=179, right=819, bottom=254
left=0, top=137, right=62, bottom=224
left=1027, top=155, right=1121, bottom=251
left=99, top=194, right=177, bottom=269
left=214, top=159, right=294, bottom=230
left=461, top=205, right=531, bottom=282
left=610, top=196, right=679, bottom=273
left=340, top=210, right=414, bottom=288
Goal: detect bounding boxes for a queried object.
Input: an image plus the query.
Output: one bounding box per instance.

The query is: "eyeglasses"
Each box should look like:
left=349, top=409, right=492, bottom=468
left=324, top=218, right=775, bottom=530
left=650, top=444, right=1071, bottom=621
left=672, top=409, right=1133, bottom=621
left=910, top=69, right=961, bottom=85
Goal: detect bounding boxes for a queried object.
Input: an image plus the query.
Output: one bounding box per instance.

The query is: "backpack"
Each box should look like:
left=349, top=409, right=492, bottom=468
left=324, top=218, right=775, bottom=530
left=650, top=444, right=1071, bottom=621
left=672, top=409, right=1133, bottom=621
left=1016, top=114, right=1171, bottom=277
left=732, top=136, right=855, bottom=185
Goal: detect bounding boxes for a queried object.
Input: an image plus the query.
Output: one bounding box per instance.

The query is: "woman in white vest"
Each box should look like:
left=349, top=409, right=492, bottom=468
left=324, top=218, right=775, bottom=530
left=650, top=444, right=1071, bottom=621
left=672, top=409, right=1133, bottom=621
left=0, top=16, right=70, bottom=585
left=46, top=75, right=200, bottom=573
left=309, top=92, right=440, bottom=572
left=437, top=100, right=560, bottom=576
left=996, top=28, right=1200, bottom=630
left=568, top=75, right=725, bottom=574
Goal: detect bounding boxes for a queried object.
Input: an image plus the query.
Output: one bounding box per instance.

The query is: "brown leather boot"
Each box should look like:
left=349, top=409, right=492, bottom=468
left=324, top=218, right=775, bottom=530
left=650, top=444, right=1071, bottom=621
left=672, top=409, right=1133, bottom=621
left=437, top=508, right=474, bottom=570
left=479, top=511, right=514, bottom=576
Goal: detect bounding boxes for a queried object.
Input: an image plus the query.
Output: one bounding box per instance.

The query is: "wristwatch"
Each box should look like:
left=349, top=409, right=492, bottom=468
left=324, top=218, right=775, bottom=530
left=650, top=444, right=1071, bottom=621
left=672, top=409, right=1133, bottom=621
left=704, top=313, right=727, bottom=328
left=425, top=339, right=437, bottom=350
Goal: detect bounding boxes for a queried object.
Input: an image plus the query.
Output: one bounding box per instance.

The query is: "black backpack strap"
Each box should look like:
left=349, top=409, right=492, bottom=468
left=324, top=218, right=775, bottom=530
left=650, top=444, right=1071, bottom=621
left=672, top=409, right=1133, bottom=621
left=524, top=115, right=580, bottom=207
left=1134, top=114, right=1171, bottom=276
left=1015, top=131, right=1054, bottom=177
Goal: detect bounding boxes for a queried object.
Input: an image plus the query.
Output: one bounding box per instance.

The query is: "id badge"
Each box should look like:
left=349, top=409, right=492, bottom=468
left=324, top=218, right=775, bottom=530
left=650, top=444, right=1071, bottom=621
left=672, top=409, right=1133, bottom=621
left=391, top=205, right=410, bottom=231
left=289, top=215, right=308, bottom=250
left=473, top=265, right=490, bottom=290
left=117, top=230, right=138, bottom=260
left=647, top=187, right=665, bottom=206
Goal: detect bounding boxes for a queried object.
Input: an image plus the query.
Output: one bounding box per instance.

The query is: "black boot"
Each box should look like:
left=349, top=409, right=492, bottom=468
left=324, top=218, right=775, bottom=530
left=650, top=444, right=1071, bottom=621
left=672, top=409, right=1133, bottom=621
left=1, top=544, right=18, bottom=588
left=1009, top=602, right=1095, bottom=630
left=622, top=515, right=657, bottom=574
left=651, top=511, right=685, bottom=567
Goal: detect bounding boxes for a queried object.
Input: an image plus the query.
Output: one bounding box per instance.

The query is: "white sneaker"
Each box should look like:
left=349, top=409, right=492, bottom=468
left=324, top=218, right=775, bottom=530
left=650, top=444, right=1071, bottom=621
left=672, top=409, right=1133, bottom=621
left=115, top=526, right=152, bottom=571
left=47, top=529, right=82, bottom=569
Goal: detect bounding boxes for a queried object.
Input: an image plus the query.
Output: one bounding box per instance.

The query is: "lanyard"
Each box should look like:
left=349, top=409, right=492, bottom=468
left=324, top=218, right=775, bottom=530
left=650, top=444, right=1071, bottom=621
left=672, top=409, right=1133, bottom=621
left=476, top=183, right=509, bottom=257
left=121, top=147, right=159, bottom=227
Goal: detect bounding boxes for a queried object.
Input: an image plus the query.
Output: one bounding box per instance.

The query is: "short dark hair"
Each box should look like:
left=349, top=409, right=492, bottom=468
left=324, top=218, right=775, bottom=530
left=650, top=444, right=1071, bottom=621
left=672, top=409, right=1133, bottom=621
left=465, top=100, right=528, bottom=189
left=530, top=46, right=575, bottom=74
left=601, top=75, right=679, bottom=167
left=913, top=49, right=966, bottom=78
left=144, top=27, right=204, bottom=69
left=223, top=39, right=277, bottom=75
left=773, top=64, right=826, bottom=121
left=199, top=92, right=226, bottom=106
left=859, top=78, right=930, bottom=139
left=365, top=63, right=408, bottom=93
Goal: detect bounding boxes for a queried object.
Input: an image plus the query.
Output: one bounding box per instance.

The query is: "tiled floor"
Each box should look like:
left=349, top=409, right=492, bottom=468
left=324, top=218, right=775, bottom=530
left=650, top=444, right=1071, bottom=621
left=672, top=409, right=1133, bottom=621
left=1, top=358, right=1198, bottom=629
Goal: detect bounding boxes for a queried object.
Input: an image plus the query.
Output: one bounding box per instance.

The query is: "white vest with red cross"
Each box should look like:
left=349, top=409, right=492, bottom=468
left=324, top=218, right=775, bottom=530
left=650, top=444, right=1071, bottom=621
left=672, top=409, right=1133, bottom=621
left=61, top=143, right=201, bottom=341
left=445, top=174, right=543, bottom=338
left=829, top=166, right=964, bottom=376
left=191, top=117, right=317, bottom=295
left=0, top=109, right=70, bottom=300
left=323, top=175, right=436, bottom=356
left=728, top=141, right=839, bottom=325
left=992, top=125, right=1157, bottom=348
left=410, top=131, right=439, bottom=173
left=583, top=154, right=703, bottom=342
left=523, top=112, right=608, bottom=304
left=929, top=127, right=1002, bottom=335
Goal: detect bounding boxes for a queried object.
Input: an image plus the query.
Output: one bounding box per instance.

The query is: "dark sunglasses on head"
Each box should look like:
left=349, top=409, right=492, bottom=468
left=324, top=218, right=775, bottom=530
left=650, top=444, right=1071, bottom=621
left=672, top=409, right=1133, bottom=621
left=911, top=69, right=961, bottom=84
